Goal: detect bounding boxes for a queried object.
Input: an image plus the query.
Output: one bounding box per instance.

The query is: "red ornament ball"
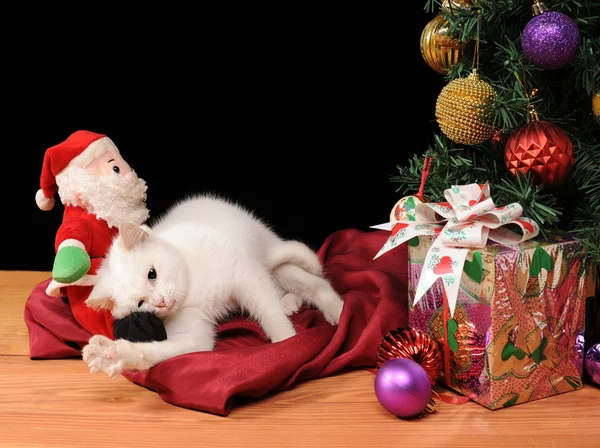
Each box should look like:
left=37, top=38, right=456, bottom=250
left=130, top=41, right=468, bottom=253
left=504, top=120, right=574, bottom=188
left=376, top=326, right=442, bottom=386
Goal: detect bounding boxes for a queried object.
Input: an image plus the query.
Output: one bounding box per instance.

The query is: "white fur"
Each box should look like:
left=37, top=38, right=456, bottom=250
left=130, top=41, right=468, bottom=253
left=82, top=194, right=344, bottom=379
left=36, top=188, right=55, bottom=211
left=57, top=238, right=85, bottom=251
left=55, top=167, right=149, bottom=228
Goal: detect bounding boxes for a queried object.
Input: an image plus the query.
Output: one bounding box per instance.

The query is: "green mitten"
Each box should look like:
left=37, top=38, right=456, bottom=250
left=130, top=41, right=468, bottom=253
left=52, top=245, right=91, bottom=284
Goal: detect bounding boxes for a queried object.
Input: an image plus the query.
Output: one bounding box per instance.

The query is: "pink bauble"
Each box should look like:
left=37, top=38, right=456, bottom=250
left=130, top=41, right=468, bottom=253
left=585, top=343, right=600, bottom=386
left=374, top=358, right=432, bottom=418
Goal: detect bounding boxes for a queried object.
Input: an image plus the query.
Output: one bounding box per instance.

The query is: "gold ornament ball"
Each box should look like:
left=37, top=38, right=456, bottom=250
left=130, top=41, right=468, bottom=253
left=442, top=0, right=473, bottom=13
left=438, top=0, right=474, bottom=48
left=432, top=19, right=471, bottom=49
left=435, top=70, right=498, bottom=146
left=421, top=15, right=463, bottom=74
left=593, top=88, right=600, bottom=124
left=389, top=195, right=425, bottom=222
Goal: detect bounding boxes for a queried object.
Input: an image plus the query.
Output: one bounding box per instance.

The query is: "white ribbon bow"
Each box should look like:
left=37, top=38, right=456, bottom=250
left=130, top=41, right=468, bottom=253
left=371, top=182, right=540, bottom=317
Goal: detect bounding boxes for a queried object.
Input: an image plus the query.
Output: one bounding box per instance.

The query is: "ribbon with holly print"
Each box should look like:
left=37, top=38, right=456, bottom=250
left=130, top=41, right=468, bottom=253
left=371, top=182, right=540, bottom=317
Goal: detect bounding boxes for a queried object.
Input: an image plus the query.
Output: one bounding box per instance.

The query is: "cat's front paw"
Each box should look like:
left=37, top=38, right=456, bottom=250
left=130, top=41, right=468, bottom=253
left=82, top=335, right=131, bottom=379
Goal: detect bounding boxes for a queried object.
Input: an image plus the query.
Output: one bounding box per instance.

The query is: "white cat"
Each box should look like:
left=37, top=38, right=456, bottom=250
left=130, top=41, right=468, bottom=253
left=82, top=194, right=344, bottom=379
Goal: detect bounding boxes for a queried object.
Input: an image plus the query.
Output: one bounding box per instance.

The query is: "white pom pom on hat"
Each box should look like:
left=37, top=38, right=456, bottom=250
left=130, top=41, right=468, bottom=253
left=35, top=188, right=55, bottom=211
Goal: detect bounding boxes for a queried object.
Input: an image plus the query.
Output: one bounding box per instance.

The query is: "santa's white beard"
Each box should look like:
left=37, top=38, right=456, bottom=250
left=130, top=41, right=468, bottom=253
left=55, top=168, right=150, bottom=228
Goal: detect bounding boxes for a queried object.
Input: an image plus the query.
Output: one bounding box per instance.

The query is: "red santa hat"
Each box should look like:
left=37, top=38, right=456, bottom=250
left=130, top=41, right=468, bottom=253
left=35, top=130, right=120, bottom=211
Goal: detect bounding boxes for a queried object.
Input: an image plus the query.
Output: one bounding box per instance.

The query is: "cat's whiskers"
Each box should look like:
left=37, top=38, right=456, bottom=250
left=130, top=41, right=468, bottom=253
left=161, top=284, right=186, bottom=306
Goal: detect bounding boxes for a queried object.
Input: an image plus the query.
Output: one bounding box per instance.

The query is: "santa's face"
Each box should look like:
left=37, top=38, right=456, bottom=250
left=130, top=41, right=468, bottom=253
left=85, top=150, right=134, bottom=177
left=55, top=152, right=150, bottom=228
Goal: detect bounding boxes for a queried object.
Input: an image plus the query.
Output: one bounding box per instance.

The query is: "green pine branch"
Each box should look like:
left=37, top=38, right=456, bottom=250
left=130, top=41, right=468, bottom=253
left=392, top=0, right=600, bottom=266
left=390, top=136, right=562, bottom=236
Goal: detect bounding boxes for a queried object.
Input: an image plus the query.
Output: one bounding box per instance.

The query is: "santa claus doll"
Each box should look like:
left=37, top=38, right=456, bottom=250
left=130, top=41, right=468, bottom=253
left=35, top=130, right=150, bottom=338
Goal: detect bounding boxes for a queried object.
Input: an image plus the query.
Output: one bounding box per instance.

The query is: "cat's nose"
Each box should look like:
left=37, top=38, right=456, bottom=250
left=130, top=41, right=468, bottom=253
left=154, top=298, right=166, bottom=308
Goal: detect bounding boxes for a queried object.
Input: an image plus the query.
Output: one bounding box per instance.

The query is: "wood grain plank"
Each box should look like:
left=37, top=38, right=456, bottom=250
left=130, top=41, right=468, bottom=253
left=0, top=271, right=51, bottom=356
left=1, top=357, right=600, bottom=448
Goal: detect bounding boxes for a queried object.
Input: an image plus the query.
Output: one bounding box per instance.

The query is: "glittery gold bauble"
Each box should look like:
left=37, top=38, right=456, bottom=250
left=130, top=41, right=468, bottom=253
left=593, top=87, right=600, bottom=124
left=435, top=70, right=498, bottom=145
left=420, top=15, right=463, bottom=74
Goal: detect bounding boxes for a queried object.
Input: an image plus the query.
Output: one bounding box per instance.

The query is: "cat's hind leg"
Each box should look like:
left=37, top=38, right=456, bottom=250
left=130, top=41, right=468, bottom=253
left=237, top=267, right=297, bottom=343
left=281, top=292, right=303, bottom=316
left=271, top=264, right=344, bottom=325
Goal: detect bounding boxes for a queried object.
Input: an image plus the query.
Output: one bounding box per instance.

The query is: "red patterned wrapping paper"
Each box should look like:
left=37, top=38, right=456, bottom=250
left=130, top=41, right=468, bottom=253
left=408, top=233, right=588, bottom=409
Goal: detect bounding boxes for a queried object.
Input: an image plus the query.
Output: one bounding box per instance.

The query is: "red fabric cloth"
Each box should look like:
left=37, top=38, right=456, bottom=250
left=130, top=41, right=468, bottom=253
left=54, top=205, right=118, bottom=337
left=24, top=228, right=408, bottom=416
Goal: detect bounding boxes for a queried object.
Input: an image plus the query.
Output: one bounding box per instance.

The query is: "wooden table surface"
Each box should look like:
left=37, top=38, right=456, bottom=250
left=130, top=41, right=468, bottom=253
left=2, top=271, right=600, bottom=448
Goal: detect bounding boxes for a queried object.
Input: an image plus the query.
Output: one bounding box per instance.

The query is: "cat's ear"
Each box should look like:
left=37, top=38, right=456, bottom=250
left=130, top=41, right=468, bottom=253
left=118, top=221, right=149, bottom=251
left=85, top=280, right=114, bottom=312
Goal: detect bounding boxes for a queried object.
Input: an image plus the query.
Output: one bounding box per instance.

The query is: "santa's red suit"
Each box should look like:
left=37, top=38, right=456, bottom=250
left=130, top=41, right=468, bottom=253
left=55, top=206, right=117, bottom=337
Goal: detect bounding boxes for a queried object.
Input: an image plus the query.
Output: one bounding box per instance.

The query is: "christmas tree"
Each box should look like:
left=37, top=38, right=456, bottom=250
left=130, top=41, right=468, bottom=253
left=391, top=0, right=600, bottom=267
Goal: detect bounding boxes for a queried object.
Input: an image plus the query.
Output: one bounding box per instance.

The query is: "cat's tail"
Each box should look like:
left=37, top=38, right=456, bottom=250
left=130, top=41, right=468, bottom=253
left=270, top=263, right=343, bottom=325
left=265, top=240, right=323, bottom=277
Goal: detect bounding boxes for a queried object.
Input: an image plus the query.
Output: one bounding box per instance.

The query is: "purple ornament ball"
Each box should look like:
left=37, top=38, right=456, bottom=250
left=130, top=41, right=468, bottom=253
left=374, top=358, right=432, bottom=418
left=585, top=343, right=600, bottom=386
left=521, top=11, right=581, bottom=70
left=573, top=330, right=585, bottom=377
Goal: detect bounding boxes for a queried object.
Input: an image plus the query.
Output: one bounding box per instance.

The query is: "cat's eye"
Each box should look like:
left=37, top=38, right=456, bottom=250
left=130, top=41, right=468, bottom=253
left=138, top=300, right=144, bottom=308
left=148, top=268, right=157, bottom=280
left=113, top=165, right=120, bottom=174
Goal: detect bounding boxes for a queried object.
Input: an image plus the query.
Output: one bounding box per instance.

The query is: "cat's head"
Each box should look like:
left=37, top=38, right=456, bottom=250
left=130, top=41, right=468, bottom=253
left=86, top=221, right=188, bottom=320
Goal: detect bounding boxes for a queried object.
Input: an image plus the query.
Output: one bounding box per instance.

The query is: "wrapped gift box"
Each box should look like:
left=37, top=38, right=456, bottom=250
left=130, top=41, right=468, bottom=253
left=408, top=232, right=589, bottom=409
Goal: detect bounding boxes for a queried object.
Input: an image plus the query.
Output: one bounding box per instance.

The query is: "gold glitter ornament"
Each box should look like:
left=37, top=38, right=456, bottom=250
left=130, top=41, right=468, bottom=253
left=435, top=69, right=498, bottom=145
left=421, top=15, right=463, bottom=74
left=593, top=87, right=600, bottom=125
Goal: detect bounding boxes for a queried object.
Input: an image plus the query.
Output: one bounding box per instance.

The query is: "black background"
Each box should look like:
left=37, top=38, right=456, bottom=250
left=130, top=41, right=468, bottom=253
left=4, top=6, right=445, bottom=271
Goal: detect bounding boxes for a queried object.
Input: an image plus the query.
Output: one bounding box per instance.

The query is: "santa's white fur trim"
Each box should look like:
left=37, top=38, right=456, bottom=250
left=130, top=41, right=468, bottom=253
left=64, top=136, right=120, bottom=171
left=45, top=280, right=64, bottom=297
left=58, top=238, right=86, bottom=251
left=36, top=188, right=55, bottom=211
left=46, top=274, right=98, bottom=297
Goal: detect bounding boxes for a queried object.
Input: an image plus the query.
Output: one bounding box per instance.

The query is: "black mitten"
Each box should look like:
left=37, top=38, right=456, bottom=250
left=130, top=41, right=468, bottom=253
left=113, top=311, right=167, bottom=342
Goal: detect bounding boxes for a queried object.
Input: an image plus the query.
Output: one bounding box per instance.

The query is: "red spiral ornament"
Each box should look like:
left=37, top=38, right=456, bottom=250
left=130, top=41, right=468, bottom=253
left=377, top=326, right=443, bottom=386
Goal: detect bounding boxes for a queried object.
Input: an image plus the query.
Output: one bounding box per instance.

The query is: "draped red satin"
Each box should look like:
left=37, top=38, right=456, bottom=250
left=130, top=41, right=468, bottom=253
left=24, top=229, right=409, bottom=416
